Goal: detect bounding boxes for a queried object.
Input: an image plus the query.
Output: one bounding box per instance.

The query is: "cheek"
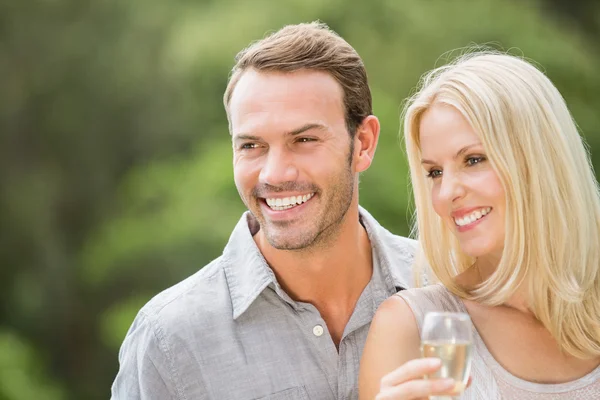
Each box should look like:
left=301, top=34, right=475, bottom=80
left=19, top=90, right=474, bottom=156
left=489, top=177, right=506, bottom=231
left=233, top=160, right=258, bottom=193
left=478, top=171, right=505, bottom=205
left=299, top=151, right=336, bottom=177
left=430, top=185, right=447, bottom=218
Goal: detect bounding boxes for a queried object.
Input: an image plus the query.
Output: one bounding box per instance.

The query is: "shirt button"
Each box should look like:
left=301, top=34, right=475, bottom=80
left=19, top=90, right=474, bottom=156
left=313, top=324, right=324, bottom=337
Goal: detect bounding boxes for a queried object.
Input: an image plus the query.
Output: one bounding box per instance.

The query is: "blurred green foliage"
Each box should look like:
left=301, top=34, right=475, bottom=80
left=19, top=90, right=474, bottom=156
left=1, top=0, right=599, bottom=398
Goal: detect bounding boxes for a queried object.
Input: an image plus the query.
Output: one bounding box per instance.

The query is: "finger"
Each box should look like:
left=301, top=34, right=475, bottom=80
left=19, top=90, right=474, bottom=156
left=466, top=375, right=473, bottom=388
left=380, top=358, right=442, bottom=388
left=377, top=378, right=456, bottom=400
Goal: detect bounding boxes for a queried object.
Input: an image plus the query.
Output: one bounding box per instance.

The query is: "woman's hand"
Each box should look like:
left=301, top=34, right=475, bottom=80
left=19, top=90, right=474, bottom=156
left=375, top=358, right=460, bottom=400
left=358, top=297, right=471, bottom=400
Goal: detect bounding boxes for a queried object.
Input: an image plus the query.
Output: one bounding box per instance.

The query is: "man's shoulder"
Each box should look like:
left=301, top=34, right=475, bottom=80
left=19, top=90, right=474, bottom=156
left=360, top=207, right=420, bottom=288
left=139, top=257, right=233, bottom=327
left=380, top=228, right=418, bottom=257
left=379, top=226, right=418, bottom=247
left=367, top=212, right=417, bottom=262
left=360, top=206, right=417, bottom=256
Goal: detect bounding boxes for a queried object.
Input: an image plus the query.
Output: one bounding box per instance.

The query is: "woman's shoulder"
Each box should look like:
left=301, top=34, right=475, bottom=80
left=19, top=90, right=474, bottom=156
left=399, top=283, right=461, bottom=307
left=369, top=290, right=422, bottom=354
left=391, top=284, right=466, bottom=329
left=360, top=282, right=424, bottom=398
left=371, top=285, right=442, bottom=333
left=372, top=284, right=465, bottom=335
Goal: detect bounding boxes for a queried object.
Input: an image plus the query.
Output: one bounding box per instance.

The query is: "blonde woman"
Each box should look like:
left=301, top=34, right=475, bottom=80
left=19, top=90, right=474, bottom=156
left=359, top=52, right=600, bottom=399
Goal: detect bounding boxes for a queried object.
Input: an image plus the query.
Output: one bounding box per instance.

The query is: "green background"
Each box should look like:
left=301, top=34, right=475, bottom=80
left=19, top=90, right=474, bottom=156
left=1, top=0, right=598, bottom=398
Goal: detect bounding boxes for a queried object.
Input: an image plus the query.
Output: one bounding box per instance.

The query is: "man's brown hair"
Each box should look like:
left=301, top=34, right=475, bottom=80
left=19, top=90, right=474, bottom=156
left=223, top=21, right=372, bottom=136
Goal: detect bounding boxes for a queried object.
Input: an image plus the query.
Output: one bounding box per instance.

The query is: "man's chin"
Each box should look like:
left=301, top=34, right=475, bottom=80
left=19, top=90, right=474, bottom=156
left=263, top=231, right=317, bottom=251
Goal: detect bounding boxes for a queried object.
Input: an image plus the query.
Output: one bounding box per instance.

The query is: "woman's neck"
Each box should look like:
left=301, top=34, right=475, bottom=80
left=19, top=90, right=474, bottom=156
left=457, top=261, right=532, bottom=315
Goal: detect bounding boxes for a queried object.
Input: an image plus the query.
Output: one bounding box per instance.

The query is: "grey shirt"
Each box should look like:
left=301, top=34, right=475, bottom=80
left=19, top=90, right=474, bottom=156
left=111, top=207, right=417, bottom=400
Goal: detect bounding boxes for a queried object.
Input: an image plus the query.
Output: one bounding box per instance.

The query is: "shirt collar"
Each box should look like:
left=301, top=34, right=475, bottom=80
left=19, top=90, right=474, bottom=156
left=221, top=212, right=276, bottom=320
left=222, top=206, right=414, bottom=320
left=359, top=206, right=415, bottom=293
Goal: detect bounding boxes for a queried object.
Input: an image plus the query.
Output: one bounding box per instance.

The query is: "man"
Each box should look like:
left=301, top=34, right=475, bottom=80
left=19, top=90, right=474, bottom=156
left=111, top=21, right=416, bottom=400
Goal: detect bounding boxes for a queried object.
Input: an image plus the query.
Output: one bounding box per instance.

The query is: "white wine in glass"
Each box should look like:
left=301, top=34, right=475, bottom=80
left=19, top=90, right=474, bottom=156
left=421, top=312, right=473, bottom=400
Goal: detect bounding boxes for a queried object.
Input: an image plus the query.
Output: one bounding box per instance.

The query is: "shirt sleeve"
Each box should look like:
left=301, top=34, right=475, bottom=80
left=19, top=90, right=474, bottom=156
left=110, top=311, right=184, bottom=400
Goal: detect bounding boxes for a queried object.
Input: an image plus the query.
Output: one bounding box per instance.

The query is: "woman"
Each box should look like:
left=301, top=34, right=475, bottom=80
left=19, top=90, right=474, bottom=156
left=359, top=52, right=600, bottom=399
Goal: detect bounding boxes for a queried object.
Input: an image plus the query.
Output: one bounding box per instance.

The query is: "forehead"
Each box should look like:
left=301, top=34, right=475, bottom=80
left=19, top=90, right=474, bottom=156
left=228, top=69, right=345, bottom=134
left=419, top=104, right=480, bottom=153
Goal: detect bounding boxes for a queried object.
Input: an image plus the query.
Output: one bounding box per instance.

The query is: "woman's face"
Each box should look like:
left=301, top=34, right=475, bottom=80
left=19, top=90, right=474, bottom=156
left=418, top=104, right=506, bottom=263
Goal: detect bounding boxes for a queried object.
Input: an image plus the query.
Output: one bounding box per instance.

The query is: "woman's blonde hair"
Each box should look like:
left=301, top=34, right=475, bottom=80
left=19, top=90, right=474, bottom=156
left=403, top=51, right=600, bottom=358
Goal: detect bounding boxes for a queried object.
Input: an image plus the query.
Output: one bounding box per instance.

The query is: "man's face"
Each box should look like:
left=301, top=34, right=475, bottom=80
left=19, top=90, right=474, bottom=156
left=229, top=69, right=357, bottom=250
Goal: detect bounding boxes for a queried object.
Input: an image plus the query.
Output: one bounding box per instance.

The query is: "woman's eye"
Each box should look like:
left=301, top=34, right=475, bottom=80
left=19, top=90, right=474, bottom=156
left=426, top=169, right=442, bottom=179
left=466, top=156, right=486, bottom=166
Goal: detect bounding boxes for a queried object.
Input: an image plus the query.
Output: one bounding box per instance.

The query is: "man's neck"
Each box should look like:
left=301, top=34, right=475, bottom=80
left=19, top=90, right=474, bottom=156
left=255, top=206, right=373, bottom=346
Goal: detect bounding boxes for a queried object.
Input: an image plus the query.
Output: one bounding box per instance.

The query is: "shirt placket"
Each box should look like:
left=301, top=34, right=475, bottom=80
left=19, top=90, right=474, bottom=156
left=296, top=303, right=340, bottom=399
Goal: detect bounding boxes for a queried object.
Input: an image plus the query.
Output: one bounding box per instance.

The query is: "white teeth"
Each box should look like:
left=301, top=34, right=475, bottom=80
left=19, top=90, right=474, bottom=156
left=454, top=207, right=491, bottom=227
left=266, top=193, right=314, bottom=211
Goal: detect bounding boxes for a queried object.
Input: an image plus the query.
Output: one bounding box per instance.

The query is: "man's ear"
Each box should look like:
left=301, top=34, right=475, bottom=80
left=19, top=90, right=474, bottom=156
left=353, top=115, right=380, bottom=173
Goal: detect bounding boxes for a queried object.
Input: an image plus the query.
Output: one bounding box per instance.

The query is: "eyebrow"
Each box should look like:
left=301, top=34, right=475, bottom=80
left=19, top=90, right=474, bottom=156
left=421, top=142, right=482, bottom=165
left=233, top=123, right=328, bottom=142
left=233, top=134, right=261, bottom=142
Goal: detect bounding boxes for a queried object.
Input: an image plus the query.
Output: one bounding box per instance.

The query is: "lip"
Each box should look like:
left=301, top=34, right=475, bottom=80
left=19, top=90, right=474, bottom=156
left=454, top=208, right=492, bottom=233
left=259, top=194, right=316, bottom=221
left=262, top=192, right=314, bottom=202
left=451, top=206, right=490, bottom=219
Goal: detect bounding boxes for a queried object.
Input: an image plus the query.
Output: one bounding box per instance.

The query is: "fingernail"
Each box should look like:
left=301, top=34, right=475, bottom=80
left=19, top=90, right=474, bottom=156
left=439, top=378, right=455, bottom=389
left=427, top=358, right=442, bottom=367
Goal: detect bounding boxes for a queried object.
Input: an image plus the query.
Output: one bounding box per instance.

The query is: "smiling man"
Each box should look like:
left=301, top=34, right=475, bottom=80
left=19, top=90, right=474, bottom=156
left=111, top=22, right=417, bottom=400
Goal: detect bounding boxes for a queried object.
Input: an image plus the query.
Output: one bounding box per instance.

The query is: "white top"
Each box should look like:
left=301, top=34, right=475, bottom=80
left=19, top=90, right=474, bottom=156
left=397, top=284, right=600, bottom=399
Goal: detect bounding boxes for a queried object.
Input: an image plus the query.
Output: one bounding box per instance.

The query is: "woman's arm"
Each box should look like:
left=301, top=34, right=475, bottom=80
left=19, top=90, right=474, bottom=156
left=359, top=295, right=421, bottom=399
left=359, top=295, right=456, bottom=400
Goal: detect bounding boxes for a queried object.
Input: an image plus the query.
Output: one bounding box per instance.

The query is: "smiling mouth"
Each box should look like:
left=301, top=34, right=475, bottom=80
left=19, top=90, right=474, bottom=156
left=454, top=207, right=492, bottom=227
left=263, top=193, right=315, bottom=211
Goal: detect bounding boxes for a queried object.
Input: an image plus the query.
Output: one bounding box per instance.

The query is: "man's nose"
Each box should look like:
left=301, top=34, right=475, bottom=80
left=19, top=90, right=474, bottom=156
left=258, top=148, right=299, bottom=186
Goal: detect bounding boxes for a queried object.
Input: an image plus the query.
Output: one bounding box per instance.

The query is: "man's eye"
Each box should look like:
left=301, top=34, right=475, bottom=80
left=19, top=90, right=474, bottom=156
left=296, top=137, right=315, bottom=143
left=426, top=169, right=442, bottom=179
left=240, top=143, right=259, bottom=150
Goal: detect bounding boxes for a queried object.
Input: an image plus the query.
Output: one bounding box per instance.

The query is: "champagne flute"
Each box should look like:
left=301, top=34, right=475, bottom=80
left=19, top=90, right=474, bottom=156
left=421, top=312, right=473, bottom=400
